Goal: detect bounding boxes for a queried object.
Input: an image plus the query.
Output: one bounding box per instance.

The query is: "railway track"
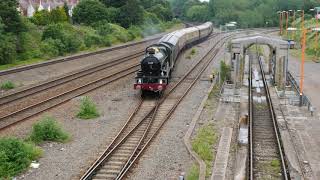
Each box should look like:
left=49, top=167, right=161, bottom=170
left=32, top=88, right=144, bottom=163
left=0, top=29, right=277, bottom=131
left=0, top=31, right=223, bottom=130
left=0, top=36, right=162, bottom=76
left=0, top=52, right=143, bottom=130
left=248, top=53, right=289, bottom=179
left=80, top=32, right=234, bottom=180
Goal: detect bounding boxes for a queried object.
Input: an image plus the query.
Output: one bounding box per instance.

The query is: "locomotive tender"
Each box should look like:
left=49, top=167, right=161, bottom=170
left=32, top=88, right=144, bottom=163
left=134, top=22, right=213, bottom=96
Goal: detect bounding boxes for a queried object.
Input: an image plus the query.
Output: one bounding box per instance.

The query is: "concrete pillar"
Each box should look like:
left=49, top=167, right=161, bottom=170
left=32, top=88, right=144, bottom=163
left=235, top=53, right=241, bottom=88
left=268, top=48, right=274, bottom=75
left=244, top=55, right=249, bottom=75
left=275, top=55, right=287, bottom=91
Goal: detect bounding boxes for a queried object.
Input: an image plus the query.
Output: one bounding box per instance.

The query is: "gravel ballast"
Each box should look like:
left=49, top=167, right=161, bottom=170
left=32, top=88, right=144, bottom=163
left=0, top=30, right=262, bottom=180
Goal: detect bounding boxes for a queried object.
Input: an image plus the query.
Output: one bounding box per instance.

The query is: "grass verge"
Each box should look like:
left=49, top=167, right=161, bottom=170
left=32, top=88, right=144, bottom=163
left=187, top=164, right=199, bottom=180
left=28, top=116, right=70, bottom=144
left=76, top=96, right=100, bottom=120
left=0, top=137, right=42, bottom=178
left=191, top=124, right=218, bottom=177
left=0, top=80, right=16, bottom=90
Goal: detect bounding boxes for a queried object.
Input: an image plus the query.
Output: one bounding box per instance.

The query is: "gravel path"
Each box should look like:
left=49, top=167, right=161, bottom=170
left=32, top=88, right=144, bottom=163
left=0, top=74, right=140, bottom=180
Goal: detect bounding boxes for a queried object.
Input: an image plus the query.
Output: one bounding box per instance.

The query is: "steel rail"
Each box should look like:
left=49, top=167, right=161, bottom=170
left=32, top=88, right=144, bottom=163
left=0, top=65, right=138, bottom=130
left=118, top=45, right=223, bottom=180
left=258, top=57, right=289, bottom=180
left=248, top=52, right=254, bottom=180
left=0, top=51, right=144, bottom=106
left=80, top=32, right=233, bottom=180
left=80, top=28, right=277, bottom=180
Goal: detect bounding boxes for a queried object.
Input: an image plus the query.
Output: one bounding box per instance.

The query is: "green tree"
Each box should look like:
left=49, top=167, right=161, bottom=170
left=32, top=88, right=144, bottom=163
left=73, top=0, right=110, bottom=25
left=50, top=7, right=68, bottom=23
left=147, top=4, right=173, bottom=21
left=186, top=5, right=210, bottom=22
left=118, top=0, right=144, bottom=28
left=31, top=10, right=51, bottom=26
left=0, top=0, right=25, bottom=34
left=63, top=2, right=70, bottom=20
left=0, top=34, right=17, bottom=65
left=99, top=0, right=127, bottom=8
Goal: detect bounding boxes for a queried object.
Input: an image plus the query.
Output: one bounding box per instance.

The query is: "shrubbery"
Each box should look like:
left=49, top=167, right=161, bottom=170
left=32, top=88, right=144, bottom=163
left=0, top=80, right=15, bottom=90
left=28, top=116, right=70, bottom=144
left=0, top=138, right=42, bottom=178
left=0, top=0, right=180, bottom=68
left=77, top=96, right=100, bottom=119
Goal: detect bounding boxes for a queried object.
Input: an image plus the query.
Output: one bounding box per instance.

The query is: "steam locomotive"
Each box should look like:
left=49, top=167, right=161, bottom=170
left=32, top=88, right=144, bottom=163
left=134, top=22, right=214, bottom=96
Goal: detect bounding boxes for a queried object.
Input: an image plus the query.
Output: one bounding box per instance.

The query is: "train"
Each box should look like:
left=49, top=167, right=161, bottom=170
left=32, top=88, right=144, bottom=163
left=134, top=22, right=214, bottom=96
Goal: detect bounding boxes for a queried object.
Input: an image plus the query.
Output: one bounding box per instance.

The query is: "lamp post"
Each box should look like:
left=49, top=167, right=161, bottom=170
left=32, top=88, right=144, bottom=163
left=288, top=10, right=295, bottom=40
left=296, top=9, right=305, bottom=106
left=277, top=11, right=283, bottom=35
left=310, top=8, right=319, bottom=61
left=285, top=11, right=289, bottom=37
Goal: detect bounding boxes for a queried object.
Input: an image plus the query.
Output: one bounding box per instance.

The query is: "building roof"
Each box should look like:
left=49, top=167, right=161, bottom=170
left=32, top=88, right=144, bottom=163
left=19, top=0, right=78, bottom=13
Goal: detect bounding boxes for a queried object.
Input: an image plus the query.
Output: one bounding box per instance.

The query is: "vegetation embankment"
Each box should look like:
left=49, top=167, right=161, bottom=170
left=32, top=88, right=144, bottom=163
left=0, top=0, right=181, bottom=70
left=284, top=17, right=320, bottom=59
left=169, top=0, right=318, bottom=28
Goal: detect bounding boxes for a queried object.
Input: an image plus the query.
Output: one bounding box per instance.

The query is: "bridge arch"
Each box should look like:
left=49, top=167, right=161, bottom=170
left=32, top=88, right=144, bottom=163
left=231, top=35, right=289, bottom=90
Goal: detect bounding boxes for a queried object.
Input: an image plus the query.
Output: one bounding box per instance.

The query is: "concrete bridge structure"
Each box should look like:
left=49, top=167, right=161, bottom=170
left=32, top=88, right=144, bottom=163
left=230, top=35, right=289, bottom=91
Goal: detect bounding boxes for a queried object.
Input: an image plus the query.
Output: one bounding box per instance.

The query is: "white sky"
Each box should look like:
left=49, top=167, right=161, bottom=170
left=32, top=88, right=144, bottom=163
left=199, top=0, right=209, bottom=2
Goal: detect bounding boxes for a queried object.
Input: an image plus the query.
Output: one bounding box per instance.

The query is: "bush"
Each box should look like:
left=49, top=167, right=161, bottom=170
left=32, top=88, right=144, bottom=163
left=42, top=23, right=84, bottom=55
left=77, top=96, right=100, bottom=119
left=40, top=38, right=64, bottom=57
left=109, top=24, right=130, bottom=43
left=0, top=138, right=42, bottom=178
left=127, top=26, right=142, bottom=41
left=92, top=20, right=113, bottom=36
left=42, top=23, right=65, bottom=41
left=28, top=116, right=70, bottom=144
left=84, top=33, right=103, bottom=48
left=0, top=80, right=15, bottom=90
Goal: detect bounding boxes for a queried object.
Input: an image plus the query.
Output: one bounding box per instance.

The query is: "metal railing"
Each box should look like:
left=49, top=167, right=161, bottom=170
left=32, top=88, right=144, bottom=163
left=286, top=71, right=313, bottom=110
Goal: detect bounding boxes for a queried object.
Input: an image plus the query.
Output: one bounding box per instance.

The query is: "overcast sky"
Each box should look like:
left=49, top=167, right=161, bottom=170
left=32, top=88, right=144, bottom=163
left=199, top=0, right=209, bottom=2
